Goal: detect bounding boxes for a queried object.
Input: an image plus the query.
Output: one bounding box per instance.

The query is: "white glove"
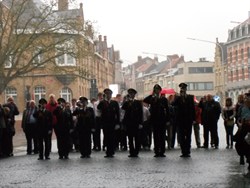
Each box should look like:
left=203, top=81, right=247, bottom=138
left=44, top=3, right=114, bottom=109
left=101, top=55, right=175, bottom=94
left=115, top=124, right=120, bottom=130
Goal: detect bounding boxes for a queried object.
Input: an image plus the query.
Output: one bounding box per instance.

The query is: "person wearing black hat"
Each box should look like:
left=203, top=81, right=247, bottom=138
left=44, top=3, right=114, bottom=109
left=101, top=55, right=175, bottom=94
left=53, top=98, right=74, bottom=159
left=97, top=88, right=120, bottom=158
left=172, top=83, right=195, bottom=157
left=33, top=98, right=53, bottom=160
left=73, top=97, right=95, bottom=158
left=143, top=84, right=170, bottom=157
left=122, top=88, right=143, bottom=157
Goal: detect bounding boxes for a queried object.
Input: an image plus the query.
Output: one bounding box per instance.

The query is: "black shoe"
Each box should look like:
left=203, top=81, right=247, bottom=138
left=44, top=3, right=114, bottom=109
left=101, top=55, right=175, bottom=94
left=154, top=154, right=160, bottom=157
left=214, top=146, right=218, bottom=149
left=27, top=152, right=32, bottom=155
left=180, top=154, right=191, bottom=158
left=59, top=156, right=63, bottom=159
left=38, top=157, right=43, bottom=160
left=128, top=154, right=138, bottom=158
left=86, top=155, right=90, bottom=158
left=45, top=157, right=50, bottom=160
left=159, top=154, right=166, bottom=157
left=64, top=156, right=69, bottom=159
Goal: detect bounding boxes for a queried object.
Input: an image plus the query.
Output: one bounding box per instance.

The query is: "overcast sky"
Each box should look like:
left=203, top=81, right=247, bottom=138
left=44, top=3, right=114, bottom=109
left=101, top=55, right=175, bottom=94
left=80, top=0, right=250, bottom=64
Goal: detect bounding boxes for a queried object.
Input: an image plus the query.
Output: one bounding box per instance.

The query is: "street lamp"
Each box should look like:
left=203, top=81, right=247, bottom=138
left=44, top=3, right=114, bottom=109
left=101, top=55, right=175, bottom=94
left=142, top=51, right=173, bottom=88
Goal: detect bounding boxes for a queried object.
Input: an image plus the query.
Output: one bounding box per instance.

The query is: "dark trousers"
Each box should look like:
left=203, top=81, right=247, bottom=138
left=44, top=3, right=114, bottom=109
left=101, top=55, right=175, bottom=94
left=203, top=122, right=219, bottom=147
left=79, top=131, right=92, bottom=156
left=55, top=129, right=70, bottom=157
left=38, top=133, right=50, bottom=158
left=127, top=128, right=140, bottom=156
left=24, top=124, right=38, bottom=154
left=103, top=125, right=115, bottom=156
left=224, top=125, right=234, bottom=146
left=93, top=117, right=101, bottom=150
left=153, top=123, right=166, bottom=155
left=178, top=124, right=192, bottom=155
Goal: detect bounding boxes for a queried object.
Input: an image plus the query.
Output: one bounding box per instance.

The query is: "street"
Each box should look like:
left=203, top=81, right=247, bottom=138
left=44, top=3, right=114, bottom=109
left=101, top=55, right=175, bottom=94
left=0, top=117, right=250, bottom=188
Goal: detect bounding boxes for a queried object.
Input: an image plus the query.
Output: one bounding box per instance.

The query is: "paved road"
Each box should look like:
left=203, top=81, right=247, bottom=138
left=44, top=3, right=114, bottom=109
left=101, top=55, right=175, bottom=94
left=0, top=146, right=250, bottom=188
left=1, top=117, right=249, bottom=188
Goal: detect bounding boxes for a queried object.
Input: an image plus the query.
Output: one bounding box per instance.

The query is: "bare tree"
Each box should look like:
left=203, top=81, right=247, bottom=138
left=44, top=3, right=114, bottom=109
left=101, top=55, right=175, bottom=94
left=0, top=0, right=94, bottom=94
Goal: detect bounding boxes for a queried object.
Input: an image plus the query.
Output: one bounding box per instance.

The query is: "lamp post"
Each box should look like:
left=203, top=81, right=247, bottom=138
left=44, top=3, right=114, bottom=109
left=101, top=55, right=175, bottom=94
left=187, top=37, right=227, bottom=105
left=142, top=52, right=173, bottom=88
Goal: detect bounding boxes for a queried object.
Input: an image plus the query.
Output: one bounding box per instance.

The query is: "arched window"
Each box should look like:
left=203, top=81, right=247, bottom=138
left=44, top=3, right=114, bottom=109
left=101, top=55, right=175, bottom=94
left=34, top=86, right=46, bottom=104
left=60, top=87, right=72, bottom=102
left=5, top=87, right=17, bottom=103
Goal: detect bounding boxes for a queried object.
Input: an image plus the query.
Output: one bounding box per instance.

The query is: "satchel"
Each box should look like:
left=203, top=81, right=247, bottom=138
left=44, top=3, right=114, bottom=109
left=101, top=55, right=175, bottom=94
left=244, top=132, right=250, bottom=145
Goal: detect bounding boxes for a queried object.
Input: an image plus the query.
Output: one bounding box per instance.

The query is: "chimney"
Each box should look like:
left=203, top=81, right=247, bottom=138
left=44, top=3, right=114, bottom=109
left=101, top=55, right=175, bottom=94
left=58, top=0, right=68, bottom=11
left=98, top=35, right=102, bottom=41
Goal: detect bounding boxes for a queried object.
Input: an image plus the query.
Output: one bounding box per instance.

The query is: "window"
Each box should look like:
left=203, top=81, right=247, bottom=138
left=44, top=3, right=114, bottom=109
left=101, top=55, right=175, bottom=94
left=5, top=87, right=17, bottom=103
left=33, top=47, right=43, bottom=65
left=56, top=42, right=76, bottom=66
left=187, top=82, right=213, bottom=91
left=178, top=68, right=183, bottom=75
left=235, top=50, right=238, bottom=62
left=5, top=55, right=13, bottom=68
left=241, top=49, right=244, bottom=61
left=60, top=87, right=72, bottom=102
left=34, top=86, right=46, bottom=104
left=188, top=67, right=213, bottom=74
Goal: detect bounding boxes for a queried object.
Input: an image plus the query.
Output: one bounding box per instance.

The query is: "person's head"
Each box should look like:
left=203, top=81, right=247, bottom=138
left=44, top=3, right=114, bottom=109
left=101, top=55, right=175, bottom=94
left=91, top=98, right=97, bottom=104
left=225, top=97, right=233, bottom=107
left=97, top=92, right=103, bottom=100
left=153, top=84, right=162, bottom=96
left=206, top=94, right=213, bottom=102
left=79, top=96, right=88, bottom=107
left=71, top=98, right=77, bottom=106
left=29, top=100, right=36, bottom=108
left=39, top=98, right=47, bottom=108
left=103, top=88, right=113, bottom=100
left=65, top=102, right=71, bottom=110
left=115, top=94, right=122, bottom=102
left=127, top=88, right=137, bottom=99
left=237, top=94, right=244, bottom=104
left=49, top=94, right=56, bottom=104
left=244, top=95, right=250, bottom=108
left=57, top=98, right=66, bottom=107
left=7, top=97, right=14, bottom=104
left=179, top=83, right=187, bottom=96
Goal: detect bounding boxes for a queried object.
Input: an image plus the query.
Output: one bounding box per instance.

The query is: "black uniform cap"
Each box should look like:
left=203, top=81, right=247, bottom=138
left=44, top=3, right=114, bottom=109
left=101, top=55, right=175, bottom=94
left=179, top=82, right=188, bottom=89
left=39, top=98, right=47, bottom=104
left=103, top=88, right=113, bottom=94
left=153, top=84, right=162, bottom=91
left=127, top=88, right=137, bottom=94
left=79, top=96, right=88, bottom=102
left=57, top=98, right=66, bottom=103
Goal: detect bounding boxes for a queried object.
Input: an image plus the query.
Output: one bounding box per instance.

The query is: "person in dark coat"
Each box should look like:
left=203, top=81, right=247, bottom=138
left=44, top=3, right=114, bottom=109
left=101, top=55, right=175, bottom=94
left=53, top=98, right=74, bottom=159
left=33, top=98, right=53, bottom=160
left=172, top=83, right=195, bottom=157
left=143, top=84, right=170, bottom=157
left=73, top=97, right=95, bottom=158
left=198, top=94, right=221, bottom=149
left=97, top=88, right=120, bottom=158
left=3, top=97, right=19, bottom=157
left=122, top=88, right=143, bottom=157
left=22, top=100, right=39, bottom=155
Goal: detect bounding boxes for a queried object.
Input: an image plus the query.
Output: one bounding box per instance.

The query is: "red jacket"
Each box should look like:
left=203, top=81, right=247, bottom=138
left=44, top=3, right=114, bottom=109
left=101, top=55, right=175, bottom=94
left=46, top=102, right=58, bottom=126
left=195, top=104, right=202, bottom=124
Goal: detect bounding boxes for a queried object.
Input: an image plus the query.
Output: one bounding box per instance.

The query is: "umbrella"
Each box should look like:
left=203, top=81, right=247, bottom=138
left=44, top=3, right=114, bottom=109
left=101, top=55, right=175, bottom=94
left=160, top=88, right=175, bottom=95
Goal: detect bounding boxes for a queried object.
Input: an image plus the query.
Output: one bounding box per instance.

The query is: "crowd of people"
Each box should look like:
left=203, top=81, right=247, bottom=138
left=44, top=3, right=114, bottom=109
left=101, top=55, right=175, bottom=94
left=0, top=83, right=250, bottom=172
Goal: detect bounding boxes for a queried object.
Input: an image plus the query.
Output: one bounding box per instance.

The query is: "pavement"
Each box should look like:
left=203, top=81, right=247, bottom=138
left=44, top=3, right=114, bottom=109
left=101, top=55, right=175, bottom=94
left=0, top=116, right=249, bottom=188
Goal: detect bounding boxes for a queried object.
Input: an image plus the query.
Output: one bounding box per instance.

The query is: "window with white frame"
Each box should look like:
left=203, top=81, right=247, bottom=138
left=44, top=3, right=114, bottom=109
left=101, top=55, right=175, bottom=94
left=34, top=86, right=46, bottom=104
left=5, top=87, right=17, bottom=103
left=60, top=87, right=72, bottom=102
left=33, top=47, right=43, bottom=65
left=5, top=55, right=13, bottom=68
left=56, top=43, right=76, bottom=66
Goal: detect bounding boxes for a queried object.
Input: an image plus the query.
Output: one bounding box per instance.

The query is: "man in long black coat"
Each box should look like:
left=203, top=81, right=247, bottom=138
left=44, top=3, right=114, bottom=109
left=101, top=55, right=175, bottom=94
left=122, top=88, right=143, bottom=157
left=97, top=88, right=120, bottom=158
left=172, top=83, right=195, bottom=157
left=143, top=84, right=170, bottom=157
